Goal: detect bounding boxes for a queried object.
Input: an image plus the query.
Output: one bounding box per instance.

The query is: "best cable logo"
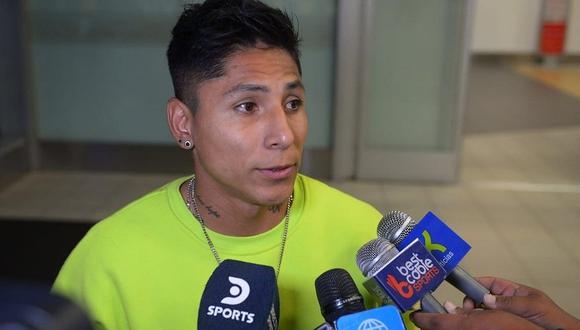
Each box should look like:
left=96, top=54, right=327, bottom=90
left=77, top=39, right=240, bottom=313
left=386, top=274, right=413, bottom=299
left=377, top=239, right=446, bottom=310
left=207, top=276, right=255, bottom=324
left=387, top=252, right=441, bottom=298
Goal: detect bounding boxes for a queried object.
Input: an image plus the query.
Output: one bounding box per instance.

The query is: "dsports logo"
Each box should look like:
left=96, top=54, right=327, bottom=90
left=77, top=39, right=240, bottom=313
left=207, top=276, right=255, bottom=323
left=221, top=276, right=251, bottom=305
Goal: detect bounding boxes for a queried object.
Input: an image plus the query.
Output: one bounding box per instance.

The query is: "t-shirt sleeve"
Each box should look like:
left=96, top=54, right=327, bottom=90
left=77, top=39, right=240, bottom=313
left=52, top=227, right=128, bottom=330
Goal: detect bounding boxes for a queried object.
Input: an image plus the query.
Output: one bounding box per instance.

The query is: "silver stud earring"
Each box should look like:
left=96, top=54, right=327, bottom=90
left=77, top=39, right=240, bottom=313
left=178, top=139, right=193, bottom=150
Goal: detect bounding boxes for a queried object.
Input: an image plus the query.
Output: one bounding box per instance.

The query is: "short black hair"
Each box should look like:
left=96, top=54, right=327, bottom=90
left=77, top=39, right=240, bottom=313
left=167, top=0, right=302, bottom=112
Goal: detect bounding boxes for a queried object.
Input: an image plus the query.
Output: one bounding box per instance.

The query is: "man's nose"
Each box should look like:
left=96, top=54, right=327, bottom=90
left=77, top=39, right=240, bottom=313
left=264, top=106, right=294, bottom=150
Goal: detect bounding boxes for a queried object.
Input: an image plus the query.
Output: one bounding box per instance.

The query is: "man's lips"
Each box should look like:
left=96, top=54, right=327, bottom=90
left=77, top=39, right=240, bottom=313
left=257, top=164, right=296, bottom=180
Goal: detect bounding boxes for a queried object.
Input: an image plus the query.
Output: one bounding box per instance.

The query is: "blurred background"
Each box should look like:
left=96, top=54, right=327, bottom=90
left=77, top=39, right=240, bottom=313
left=1, top=0, right=579, bottom=318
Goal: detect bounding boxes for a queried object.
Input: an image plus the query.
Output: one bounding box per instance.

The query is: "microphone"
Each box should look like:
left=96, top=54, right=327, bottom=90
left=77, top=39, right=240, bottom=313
left=314, top=268, right=405, bottom=330
left=356, top=238, right=447, bottom=313
left=0, top=281, right=92, bottom=330
left=198, top=259, right=280, bottom=330
left=315, top=268, right=366, bottom=325
left=377, top=210, right=490, bottom=305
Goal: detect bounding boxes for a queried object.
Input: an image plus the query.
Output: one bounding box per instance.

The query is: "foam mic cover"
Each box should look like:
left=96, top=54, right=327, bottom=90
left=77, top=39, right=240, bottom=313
left=198, top=259, right=280, bottom=330
left=314, top=269, right=406, bottom=330
left=315, top=268, right=366, bottom=324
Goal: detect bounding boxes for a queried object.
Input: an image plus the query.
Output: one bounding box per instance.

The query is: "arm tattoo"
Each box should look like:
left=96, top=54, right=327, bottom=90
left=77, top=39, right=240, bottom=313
left=195, top=194, right=220, bottom=218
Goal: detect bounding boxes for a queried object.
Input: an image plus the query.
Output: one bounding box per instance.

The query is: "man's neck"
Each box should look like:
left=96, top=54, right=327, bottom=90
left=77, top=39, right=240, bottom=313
left=179, top=179, right=288, bottom=236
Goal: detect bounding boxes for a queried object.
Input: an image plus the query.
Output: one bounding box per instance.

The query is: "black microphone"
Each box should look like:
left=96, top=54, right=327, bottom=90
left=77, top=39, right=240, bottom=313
left=377, top=210, right=490, bottom=306
left=198, top=259, right=279, bottom=330
left=315, top=268, right=366, bottom=325
left=314, top=268, right=406, bottom=330
left=356, top=238, right=446, bottom=313
left=0, top=281, right=92, bottom=330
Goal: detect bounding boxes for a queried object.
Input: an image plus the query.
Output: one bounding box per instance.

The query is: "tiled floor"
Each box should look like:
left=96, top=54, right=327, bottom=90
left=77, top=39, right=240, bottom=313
left=512, top=62, right=580, bottom=99
left=1, top=58, right=580, bottom=316
left=464, top=58, right=580, bottom=134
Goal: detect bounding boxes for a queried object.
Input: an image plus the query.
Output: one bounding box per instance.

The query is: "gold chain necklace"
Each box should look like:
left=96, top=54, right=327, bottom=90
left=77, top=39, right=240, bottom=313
left=186, top=177, right=292, bottom=277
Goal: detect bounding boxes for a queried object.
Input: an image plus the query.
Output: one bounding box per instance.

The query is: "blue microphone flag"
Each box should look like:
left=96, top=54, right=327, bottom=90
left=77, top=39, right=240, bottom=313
left=399, top=211, right=471, bottom=272
left=363, top=239, right=446, bottom=311
left=198, top=259, right=279, bottom=329
left=335, top=305, right=405, bottom=330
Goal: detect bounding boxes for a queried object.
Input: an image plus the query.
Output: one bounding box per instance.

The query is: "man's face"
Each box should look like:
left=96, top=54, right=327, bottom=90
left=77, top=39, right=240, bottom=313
left=191, top=47, right=308, bottom=206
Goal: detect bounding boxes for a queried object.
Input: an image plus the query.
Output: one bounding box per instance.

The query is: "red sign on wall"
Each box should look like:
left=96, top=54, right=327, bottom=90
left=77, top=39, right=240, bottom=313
left=539, top=0, right=569, bottom=56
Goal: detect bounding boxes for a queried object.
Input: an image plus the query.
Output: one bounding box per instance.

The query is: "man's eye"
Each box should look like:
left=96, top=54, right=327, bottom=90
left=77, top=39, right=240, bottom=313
left=286, top=99, right=303, bottom=111
left=235, top=102, right=257, bottom=113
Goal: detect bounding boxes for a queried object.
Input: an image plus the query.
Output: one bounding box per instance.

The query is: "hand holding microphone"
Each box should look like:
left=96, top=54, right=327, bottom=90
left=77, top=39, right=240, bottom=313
left=411, top=276, right=580, bottom=330
left=473, top=276, right=580, bottom=329
left=411, top=307, right=543, bottom=330
left=454, top=276, right=580, bottom=330
left=379, top=209, right=580, bottom=329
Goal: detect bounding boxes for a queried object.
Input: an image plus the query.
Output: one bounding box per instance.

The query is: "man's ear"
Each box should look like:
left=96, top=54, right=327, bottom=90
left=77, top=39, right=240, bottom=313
left=167, top=97, right=194, bottom=148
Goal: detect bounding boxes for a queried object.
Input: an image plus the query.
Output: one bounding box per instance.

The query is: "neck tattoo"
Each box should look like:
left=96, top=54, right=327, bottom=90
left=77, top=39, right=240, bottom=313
left=186, top=177, right=293, bottom=277
left=195, top=193, right=220, bottom=218
left=268, top=204, right=282, bottom=213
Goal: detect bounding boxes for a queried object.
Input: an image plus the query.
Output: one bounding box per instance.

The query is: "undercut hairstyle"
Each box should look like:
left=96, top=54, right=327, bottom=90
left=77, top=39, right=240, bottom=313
left=167, top=0, right=302, bottom=112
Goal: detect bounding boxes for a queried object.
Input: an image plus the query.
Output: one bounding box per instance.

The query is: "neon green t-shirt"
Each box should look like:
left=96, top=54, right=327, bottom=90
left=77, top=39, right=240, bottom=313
left=53, top=174, right=384, bottom=329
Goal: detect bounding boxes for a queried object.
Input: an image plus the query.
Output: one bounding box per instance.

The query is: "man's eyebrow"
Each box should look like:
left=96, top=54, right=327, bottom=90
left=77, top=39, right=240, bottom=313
left=286, top=80, right=304, bottom=91
left=223, top=80, right=304, bottom=96
left=224, top=84, right=269, bottom=96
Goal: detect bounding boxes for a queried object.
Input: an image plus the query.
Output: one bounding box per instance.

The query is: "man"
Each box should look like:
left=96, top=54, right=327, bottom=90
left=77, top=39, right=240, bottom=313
left=53, top=1, right=381, bottom=329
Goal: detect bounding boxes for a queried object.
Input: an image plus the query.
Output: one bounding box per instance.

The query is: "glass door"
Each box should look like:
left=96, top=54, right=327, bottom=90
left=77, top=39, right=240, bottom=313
left=333, top=0, right=473, bottom=181
left=0, top=1, right=31, bottom=188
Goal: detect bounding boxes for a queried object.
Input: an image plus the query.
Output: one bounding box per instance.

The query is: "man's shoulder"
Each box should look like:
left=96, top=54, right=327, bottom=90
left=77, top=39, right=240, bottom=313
left=54, top=178, right=186, bottom=284
left=84, top=177, right=184, bottom=243
left=297, top=174, right=382, bottom=225
left=298, top=174, right=378, bottom=210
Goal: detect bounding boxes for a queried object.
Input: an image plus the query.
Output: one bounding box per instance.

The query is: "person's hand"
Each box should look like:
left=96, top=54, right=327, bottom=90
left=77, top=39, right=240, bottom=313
left=411, top=302, right=541, bottom=330
left=464, top=277, right=580, bottom=330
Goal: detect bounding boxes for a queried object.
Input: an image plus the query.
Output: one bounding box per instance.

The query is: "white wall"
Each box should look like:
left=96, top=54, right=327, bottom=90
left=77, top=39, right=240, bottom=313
left=568, top=0, right=580, bottom=52
left=471, top=0, right=580, bottom=54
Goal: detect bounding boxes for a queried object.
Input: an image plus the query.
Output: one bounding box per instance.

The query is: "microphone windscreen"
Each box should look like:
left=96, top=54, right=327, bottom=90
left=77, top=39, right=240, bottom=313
left=377, top=210, right=415, bottom=245
left=315, top=268, right=365, bottom=324
left=198, top=259, right=279, bottom=330
left=356, top=238, right=399, bottom=277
